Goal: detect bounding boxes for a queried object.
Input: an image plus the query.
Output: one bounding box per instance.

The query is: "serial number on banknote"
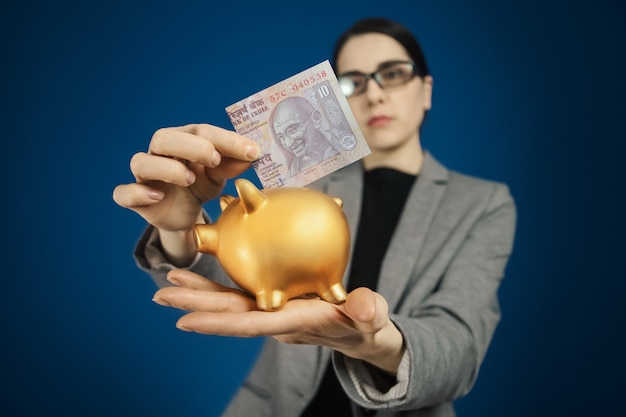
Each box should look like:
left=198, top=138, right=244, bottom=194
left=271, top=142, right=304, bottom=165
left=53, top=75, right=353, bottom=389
left=269, top=70, right=328, bottom=102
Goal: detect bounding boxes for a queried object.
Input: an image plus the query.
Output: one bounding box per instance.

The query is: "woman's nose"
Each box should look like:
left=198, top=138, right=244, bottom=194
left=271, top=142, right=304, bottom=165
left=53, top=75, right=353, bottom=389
left=364, top=78, right=385, bottom=103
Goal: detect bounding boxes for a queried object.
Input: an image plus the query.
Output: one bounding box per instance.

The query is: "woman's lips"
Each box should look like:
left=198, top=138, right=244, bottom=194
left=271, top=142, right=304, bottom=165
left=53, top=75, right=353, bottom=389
left=367, top=115, right=392, bottom=127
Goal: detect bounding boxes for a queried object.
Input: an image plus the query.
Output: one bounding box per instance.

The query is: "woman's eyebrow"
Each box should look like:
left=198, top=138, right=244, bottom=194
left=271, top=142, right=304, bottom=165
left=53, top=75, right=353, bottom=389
left=339, top=59, right=410, bottom=74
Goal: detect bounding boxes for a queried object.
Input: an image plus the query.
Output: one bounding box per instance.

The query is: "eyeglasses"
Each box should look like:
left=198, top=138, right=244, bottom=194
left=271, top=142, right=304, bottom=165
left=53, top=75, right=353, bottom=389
left=275, top=112, right=312, bottom=144
left=337, top=61, right=421, bottom=98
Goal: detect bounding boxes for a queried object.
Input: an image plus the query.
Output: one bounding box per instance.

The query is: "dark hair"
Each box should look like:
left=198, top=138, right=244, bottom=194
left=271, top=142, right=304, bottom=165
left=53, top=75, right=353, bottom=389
left=332, top=17, right=430, bottom=77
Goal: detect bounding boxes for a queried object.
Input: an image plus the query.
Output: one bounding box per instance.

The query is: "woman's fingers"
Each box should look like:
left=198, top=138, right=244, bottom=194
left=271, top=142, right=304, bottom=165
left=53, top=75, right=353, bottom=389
left=153, top=270, right=256, bottom=312
left=151, top=272, right=390, bottom=349
left=165, top=269, right=232, bottom=290
left=150, top=125, right=259, bottom=168
left=112, top=183, right=164, bottom=208
left=179, top=124, right=260, bottom=161
left=174, top=298, right=346, bottom=338
left=130, top=152, right=194, bottom=186
left=153, top=286, right=257, bottom=313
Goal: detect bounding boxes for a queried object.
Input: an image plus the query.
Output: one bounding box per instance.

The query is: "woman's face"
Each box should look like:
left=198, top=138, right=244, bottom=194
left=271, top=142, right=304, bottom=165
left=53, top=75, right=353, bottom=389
left=336, top=33, right=432, bottom=157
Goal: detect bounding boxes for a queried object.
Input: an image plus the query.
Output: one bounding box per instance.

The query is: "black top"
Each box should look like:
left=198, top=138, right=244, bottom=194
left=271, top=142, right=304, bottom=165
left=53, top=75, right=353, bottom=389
left=301, top=168, right=417, bottom=417
left=347, top=168, right=417, bottom=292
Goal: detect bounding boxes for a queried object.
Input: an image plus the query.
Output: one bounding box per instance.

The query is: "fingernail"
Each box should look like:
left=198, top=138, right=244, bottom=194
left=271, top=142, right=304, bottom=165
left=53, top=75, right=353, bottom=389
left=211, top=151, right=221, bottom=166
left=246, top=144, right=260, bottom=160
left=148, top=190, right=164, bottom=201
left=152, top=297, right=171, bottom=307
left=177, top=323, right=192, bottom=332
left=167, top=276, right=182, bottom=287
left=185, top=170, right=196, bottom=185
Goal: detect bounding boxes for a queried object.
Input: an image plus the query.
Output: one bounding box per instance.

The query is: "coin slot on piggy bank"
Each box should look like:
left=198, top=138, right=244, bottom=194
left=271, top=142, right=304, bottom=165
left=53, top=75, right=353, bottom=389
left=193, top=178, right=350, bottom=311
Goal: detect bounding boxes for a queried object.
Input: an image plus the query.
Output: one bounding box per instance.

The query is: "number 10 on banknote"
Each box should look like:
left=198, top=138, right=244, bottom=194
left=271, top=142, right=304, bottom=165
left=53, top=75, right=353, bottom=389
left=225, top=60, right=370, bottom=188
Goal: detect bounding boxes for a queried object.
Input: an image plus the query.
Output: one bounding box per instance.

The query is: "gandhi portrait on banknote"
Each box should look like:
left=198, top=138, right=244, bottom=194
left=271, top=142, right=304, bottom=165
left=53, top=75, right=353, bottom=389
left=268, top=96, right=343, bottom=176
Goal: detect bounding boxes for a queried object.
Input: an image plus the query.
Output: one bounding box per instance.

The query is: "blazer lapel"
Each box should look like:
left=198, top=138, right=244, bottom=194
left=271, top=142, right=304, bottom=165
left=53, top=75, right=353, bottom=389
left=377, top=152, right=449, bottom=312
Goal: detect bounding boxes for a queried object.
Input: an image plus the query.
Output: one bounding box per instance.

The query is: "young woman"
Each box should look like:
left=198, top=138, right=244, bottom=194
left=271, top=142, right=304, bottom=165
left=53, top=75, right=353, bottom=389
left=113, top=17, right=516, bottom=417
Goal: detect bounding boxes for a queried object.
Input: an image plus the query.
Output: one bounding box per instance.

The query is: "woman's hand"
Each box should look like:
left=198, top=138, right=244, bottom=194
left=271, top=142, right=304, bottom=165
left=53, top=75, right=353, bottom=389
left=153, top=269, right=406, bottom=375
left=112, top=124, right=260, bottom=265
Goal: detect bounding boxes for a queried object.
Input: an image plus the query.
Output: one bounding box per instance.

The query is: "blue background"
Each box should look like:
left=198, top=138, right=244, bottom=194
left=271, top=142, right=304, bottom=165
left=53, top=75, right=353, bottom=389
left=3, top=0, right=625, bottom=416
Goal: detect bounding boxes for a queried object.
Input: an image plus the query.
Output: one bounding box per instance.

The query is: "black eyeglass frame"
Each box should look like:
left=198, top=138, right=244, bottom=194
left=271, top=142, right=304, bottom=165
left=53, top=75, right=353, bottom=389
left=337, top=60, right=425, bottom=98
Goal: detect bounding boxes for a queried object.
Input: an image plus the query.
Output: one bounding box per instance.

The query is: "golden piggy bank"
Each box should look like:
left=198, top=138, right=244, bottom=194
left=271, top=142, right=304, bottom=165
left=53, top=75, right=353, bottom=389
left=193, top=178, right=350, bottom=311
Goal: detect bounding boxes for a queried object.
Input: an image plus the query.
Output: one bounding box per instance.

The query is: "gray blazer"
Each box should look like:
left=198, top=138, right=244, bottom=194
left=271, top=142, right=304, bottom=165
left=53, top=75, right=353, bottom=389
left=135, top=152, right=517, bottom=417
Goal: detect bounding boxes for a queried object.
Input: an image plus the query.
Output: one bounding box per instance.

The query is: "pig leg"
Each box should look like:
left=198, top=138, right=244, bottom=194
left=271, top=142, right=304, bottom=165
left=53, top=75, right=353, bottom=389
left=256, top=289, right=287, bottom=311
left=319, top=283, right=348, bottom=304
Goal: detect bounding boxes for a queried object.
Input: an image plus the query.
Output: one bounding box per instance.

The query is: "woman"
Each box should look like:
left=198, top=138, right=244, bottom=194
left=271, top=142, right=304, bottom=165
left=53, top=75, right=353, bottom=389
left=113, top=17, right=516, bottom=417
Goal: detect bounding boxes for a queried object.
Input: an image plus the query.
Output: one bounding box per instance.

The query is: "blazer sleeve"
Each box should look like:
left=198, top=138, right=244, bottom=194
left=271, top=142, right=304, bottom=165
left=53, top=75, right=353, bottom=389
left=133, top=212, right=233, bottom=289
left=334, top=182, right=517, bottom=411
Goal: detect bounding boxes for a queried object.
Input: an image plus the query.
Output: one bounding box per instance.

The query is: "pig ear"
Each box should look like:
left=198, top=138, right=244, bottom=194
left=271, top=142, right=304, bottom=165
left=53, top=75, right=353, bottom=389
left=235, top=178, right=266, bottom=214
left=219, top=195, right=236, bottom=211
left=332, top=197, right=343, bottom=208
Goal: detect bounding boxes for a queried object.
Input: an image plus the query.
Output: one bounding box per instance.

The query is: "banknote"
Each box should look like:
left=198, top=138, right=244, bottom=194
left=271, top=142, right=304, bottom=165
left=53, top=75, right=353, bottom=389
left=225, top=60, right=370, bottom=188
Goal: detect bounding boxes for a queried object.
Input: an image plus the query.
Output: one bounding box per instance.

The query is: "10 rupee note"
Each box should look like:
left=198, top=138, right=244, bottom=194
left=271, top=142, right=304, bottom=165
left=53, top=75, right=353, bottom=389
left=225, top=60, right=370, bottom=188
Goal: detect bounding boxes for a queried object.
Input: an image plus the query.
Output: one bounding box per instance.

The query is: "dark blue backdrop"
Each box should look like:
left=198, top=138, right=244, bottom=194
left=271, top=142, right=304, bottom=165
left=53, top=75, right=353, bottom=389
left=3, top=0, right=625, bottom=416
